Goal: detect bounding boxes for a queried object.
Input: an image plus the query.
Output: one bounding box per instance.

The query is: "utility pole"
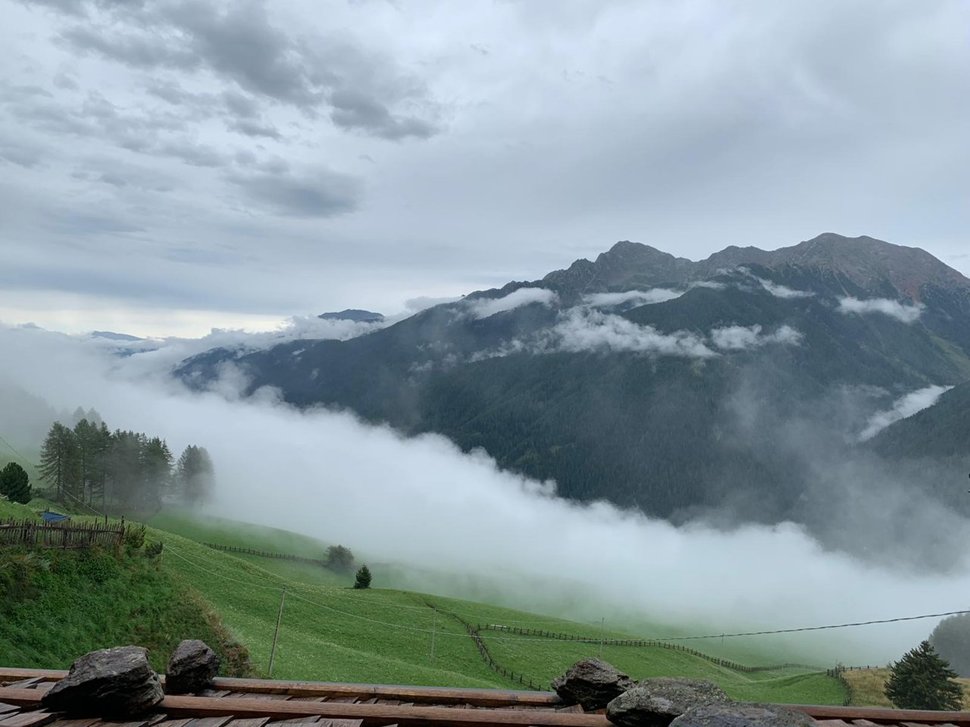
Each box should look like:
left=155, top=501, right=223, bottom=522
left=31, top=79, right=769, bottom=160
left=430, top=607, right=438, bottom=662
left=268, top=588, right=287, bottom=677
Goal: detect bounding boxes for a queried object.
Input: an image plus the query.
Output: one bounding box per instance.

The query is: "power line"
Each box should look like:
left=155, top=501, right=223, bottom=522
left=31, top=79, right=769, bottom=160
left=652, top=609, right=970, bottom=641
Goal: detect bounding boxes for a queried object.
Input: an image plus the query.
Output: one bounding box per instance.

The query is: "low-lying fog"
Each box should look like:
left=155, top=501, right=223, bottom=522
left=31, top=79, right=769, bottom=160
left=1, top=322, right=967, bottom=666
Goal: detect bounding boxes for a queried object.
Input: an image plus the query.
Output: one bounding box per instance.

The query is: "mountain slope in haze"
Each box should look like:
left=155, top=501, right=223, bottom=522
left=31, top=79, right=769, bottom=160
left=177, top=234, right=970, bottom=566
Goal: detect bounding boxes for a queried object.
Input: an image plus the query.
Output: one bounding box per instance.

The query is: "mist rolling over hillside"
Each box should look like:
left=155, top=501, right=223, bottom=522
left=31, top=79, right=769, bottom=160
left=3, top=0, right=970, bottom=681
left=4, top=232, right=970, bottom=667
left=176, top=233, right=970, bottom=571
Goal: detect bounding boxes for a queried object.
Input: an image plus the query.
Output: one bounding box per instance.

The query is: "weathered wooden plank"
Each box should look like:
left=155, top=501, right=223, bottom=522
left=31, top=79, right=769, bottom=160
left=0, top=677, right=560, bottom=710
left=0, top=672, right=65, bottom=685
left=268, top=719, right=320, bottom=725
left=851, top=719, right=882, bottom=727
left=327, top=720, right=363, bottom=727
left=0, top=705, right=19, bottom=717
left=149, top=719, right=193, bottom=727
left=209, top=681, right=560, bottom=708
left=1, top=682, right=43, bottom=691
left=0, top=711, right=56, bottom=727
left=159, top=695, right=611, bottom=727
left=184, top=718, right=232, bottom=727
left=45, top=719, right=100, bottom=727
left=814, top=720, right=852, bottom=727
left=224, top=719, right=271, bottom=727
left=786, top=705, right=970, bottom=725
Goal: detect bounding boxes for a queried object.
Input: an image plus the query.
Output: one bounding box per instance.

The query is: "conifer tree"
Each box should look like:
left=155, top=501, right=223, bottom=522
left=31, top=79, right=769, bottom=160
left=0, top=462, right=31, bottom=504
left=353, top=565, right=372, bottom=590
left=176, top=445, right=215, bottom=505
left=38, top=422, right=80, bottom=502
left=885, top=640, right=964, bottom=710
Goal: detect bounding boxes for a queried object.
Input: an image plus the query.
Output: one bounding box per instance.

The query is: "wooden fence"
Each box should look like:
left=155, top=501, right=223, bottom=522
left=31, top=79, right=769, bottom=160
left=203, top=543, right=332, bottom=568
left=0, top=519, right=125, bottom=550
left=478, top=624, right=818, bottom=675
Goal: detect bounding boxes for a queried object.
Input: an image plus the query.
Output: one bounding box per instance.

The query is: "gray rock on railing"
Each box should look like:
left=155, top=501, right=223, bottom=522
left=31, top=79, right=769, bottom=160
left=552, top=658, right=634, bottom=710
left=166, top=639, right=221, bottom=694
left=607, top=677, right=730, bottom=727
left=40, top=645, right=164, bottom=718
left=669, top=704, right=816, bottom=727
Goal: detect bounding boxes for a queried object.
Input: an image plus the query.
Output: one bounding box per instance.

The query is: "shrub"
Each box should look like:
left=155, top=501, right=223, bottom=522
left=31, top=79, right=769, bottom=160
left=124, top=524, right=146, bottom=552
left=353, top=564, right=372, bottom=590
left=0, top=462, right=31, bottom=504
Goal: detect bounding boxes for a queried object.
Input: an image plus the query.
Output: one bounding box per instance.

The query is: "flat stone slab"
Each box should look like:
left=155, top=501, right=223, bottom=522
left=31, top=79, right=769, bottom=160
left=607, top=678, right=730, bottom=727
left=669, top=704, right=816, bottom=727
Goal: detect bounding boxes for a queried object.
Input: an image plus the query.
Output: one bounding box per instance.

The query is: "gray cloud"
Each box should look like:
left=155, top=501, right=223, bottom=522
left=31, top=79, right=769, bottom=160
left=228, top=118, right=281, bottom=139
left=330, top=88, right=437, bottom=140
left=44, top=0, right=439, bottom=140
left=2, top=0, right=970, bottom=333
left=226, top=167, right=361, bottom=217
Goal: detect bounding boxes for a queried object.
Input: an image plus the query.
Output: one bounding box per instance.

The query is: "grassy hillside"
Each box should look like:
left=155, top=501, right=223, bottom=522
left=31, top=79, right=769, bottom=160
left=145, top=510, right=847, bottom=704
left=843, top=668, right=970, bottom=708
left=0, top=544, right=251, bottom=676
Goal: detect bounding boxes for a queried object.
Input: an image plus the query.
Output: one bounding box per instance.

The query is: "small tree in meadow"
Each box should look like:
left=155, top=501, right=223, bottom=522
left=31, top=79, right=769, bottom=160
left=354, top=565, right=372, bottom=590
left=885, top=640, right=964, bottom=710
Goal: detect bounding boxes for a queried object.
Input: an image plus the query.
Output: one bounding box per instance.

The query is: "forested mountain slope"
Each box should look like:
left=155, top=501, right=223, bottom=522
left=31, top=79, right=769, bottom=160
left=177, top=234, right=970, bottom=560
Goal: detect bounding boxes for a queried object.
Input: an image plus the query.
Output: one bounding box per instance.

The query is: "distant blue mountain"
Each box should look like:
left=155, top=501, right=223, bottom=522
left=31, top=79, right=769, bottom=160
left=91, top=331, right=143, bottom=341
left=318, top=309, right=385, bottom=323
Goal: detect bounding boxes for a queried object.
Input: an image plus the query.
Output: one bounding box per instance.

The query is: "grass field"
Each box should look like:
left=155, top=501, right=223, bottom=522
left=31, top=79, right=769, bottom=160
left=0, top=544, right=251, bottom=676
left=143, top=509, right=847, bottom=704
left=843, top=668, right=970, bottom=708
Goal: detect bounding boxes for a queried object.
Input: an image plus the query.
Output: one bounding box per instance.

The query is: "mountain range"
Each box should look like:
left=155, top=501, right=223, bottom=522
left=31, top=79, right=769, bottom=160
left=177, top=233, right=970, bottom=565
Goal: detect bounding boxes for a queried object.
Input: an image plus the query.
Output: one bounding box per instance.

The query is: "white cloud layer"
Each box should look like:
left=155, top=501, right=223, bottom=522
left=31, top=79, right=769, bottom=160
left=710, top=325, right=803, bottom=351
left=859, top=385, right=953, bottom=441
left=583, top=289, right=684, bottom=308
left=547, top=309, right=715, bottom=358
left=465, top=288, right=559, bottom=319
left=838, top=297, right=925, bottom=323
left=1, top=324, right=970, bottom=665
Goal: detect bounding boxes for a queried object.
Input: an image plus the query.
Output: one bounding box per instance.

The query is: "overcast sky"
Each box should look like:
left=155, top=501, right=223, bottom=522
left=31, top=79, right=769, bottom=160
left=2, top=0, right=968, bottom=337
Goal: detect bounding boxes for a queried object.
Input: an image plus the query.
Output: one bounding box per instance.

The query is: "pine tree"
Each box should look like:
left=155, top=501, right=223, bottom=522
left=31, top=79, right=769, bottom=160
left=74, top=418, right=110, bottom=507
left=176, top=445, right=215, bottom=505
left=0, top=462, right=31, bottom=504
left=353, top=565, right=372, bottom=590
left=885, top=640, right=964, bottom=710
left=931, top=614, right=970, bottom=677
left=38, top=422, right=80, bottom=502
left=140, top=436, right=173, bottom=509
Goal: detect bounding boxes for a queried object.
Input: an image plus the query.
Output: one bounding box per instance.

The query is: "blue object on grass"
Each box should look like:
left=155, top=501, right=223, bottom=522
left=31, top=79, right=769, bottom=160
left=41, top=510, right=70, bottom=523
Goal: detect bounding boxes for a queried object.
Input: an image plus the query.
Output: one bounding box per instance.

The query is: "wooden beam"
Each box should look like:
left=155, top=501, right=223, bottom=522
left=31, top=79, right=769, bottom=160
left=209, top=679, right=560, bottom=707
left=0, top=674, right=560, bottom=709
left=160, top=695, right=607, bottom=727
left=786, top=705, right=970, bottom=726
left=0, top=689, right=597, bottom=727
left=0, top=672, right=64, bottom=684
